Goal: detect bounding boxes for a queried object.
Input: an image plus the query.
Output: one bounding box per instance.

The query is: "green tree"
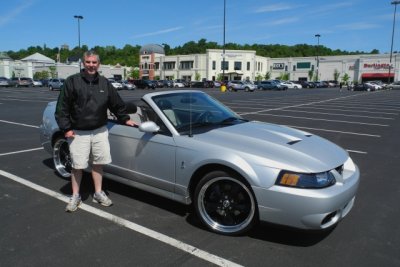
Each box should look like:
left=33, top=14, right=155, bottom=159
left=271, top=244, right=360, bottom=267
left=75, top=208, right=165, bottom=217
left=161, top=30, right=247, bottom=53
left=255, top=73, right=263, bottom=81
left=333, top=69, right=340, bottom=82
left=49, top=66, right=57, bottom=78
left=308, top=70, right=313, bottom=81
left=264, top=71, right=271, bottom=80
left=129, top=68, right=140, bottom=79
left=341, top=73, right=350, bottom=84
left=195, top=72, right=201, bottom=81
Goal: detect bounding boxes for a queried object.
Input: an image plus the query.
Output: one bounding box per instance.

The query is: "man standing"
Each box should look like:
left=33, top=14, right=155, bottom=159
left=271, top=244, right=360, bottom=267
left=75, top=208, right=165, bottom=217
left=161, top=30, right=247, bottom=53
left=55, top=50, right=136, bottom=212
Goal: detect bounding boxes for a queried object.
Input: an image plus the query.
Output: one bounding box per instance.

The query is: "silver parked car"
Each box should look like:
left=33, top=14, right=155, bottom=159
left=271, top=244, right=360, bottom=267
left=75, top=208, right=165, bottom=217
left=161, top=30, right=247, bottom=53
left=39, top=90, right=360, bottom=235
left=227, top=81, right=256, bottom=92
left=48, top=78, right=65, bottom=91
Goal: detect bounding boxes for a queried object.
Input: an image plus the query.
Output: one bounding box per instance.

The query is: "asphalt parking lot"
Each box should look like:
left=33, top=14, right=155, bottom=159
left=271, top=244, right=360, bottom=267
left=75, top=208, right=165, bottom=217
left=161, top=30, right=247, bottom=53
left=1, top=86, right=399, bottom=267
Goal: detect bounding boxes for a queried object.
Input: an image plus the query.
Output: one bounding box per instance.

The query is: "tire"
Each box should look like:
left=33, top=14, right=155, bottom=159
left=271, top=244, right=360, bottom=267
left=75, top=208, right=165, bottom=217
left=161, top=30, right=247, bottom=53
left=194, top=170, right=257, bottom=235
left=53, top=137, right=72, bottom=178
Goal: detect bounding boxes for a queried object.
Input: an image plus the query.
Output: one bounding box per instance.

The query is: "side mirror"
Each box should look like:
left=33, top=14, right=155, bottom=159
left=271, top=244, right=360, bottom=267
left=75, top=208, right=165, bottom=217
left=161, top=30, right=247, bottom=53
left=138, top=121, right=160, bottom=133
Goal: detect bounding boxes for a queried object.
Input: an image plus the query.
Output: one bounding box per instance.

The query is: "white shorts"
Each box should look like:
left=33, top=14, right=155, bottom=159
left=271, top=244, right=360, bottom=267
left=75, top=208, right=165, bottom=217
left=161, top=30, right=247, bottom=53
left=68, top=126, right=111, bottom=169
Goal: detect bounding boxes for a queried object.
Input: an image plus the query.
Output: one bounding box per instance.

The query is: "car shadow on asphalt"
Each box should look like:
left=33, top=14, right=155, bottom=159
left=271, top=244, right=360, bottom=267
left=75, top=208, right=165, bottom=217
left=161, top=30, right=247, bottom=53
left=43, top=158, right=333, bottom=245
left=247, top=222, right=335, bottom=246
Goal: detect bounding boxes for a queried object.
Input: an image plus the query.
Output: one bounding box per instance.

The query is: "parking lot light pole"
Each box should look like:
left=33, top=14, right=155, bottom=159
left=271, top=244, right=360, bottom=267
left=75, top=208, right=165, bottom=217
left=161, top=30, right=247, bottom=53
left=222, top=0, right=226, bottom=83
left=315, top=34, right=321, bottom=82
left=389, top=1, right=400, bottom=84
left=74, top=15, right=83, bottom=71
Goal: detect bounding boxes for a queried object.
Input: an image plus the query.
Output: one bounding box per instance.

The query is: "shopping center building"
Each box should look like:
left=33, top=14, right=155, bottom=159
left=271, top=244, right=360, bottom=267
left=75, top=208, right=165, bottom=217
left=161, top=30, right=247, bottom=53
left=1, top=46, right=398, bottom=84
left=139, top=44, right=399, bottom=83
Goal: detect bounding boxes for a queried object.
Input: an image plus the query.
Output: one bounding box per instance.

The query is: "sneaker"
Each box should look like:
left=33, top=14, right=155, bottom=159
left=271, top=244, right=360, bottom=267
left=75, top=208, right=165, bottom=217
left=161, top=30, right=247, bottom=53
left=93, top=191, right=113, bottom=207
left=65, top=194, right=81, bottom=212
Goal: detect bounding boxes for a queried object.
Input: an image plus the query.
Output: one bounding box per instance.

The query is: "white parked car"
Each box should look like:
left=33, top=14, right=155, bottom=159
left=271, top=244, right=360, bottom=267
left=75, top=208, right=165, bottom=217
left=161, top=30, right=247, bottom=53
left=366, top=82, right=382, bottom=90
left=173, top=81, right=185, bottom=88
left=282, top=81, right=302, bottom=89
left=32, top=80, right=43, bottom=87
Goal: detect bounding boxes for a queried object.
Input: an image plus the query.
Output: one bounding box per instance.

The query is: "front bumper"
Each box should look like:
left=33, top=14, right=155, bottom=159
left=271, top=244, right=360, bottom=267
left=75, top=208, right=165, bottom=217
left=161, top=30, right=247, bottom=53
left=253, top=164, right=360, bottom=230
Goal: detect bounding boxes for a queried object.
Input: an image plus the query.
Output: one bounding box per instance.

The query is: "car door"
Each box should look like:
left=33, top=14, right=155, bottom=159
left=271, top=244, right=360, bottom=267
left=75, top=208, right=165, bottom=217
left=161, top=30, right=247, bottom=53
left=105, top=121, right=177, bottom=193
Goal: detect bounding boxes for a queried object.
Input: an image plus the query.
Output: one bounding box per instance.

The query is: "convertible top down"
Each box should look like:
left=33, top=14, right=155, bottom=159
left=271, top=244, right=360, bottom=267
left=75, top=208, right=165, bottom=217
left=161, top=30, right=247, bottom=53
left=40, top=90, right=360, bottom=235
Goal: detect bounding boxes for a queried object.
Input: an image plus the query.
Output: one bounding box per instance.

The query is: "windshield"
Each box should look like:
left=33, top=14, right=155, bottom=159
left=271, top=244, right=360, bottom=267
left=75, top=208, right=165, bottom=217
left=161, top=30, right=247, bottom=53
left=152, top=92, right=246, bottom=134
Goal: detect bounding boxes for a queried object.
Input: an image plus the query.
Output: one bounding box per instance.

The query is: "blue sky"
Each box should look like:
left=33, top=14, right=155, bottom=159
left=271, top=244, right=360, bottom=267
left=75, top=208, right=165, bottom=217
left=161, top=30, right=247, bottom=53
left=1, top=0, right=399, bottom=54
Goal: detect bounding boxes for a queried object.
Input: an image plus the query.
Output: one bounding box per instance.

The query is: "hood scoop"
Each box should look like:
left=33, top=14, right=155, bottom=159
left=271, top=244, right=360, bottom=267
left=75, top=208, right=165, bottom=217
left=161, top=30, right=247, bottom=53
left=287, top=140, right=301, bottom=145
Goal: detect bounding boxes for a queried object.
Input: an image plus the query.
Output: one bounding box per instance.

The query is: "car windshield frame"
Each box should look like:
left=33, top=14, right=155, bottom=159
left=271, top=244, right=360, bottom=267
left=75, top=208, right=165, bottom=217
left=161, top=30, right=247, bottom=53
left=151, top=91, right=246, bottom=135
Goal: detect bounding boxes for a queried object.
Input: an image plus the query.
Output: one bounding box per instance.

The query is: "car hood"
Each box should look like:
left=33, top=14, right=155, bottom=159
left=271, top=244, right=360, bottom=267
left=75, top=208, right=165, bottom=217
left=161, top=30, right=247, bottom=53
left=188, top=121, right=348, bottom=173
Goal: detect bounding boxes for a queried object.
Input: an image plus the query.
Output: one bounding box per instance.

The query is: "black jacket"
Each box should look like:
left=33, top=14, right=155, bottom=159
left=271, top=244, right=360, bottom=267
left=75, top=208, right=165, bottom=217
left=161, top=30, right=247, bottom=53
left=55, top=72, right=130, bottom=132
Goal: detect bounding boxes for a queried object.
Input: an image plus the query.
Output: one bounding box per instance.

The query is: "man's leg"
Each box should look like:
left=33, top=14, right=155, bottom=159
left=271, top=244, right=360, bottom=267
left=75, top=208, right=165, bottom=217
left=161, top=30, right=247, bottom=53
left=71, top=168, right=83, bottom=195
left=91, top=164, right=103, bottom=193
left=66, top=168, right=83, bottom=212
left=92, top=164, right=113, bottom=206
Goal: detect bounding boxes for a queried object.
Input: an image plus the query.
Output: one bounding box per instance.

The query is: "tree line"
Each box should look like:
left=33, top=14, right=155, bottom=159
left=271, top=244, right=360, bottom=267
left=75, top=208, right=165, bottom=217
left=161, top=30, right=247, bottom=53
left=4, top=38, right=380, bottom=68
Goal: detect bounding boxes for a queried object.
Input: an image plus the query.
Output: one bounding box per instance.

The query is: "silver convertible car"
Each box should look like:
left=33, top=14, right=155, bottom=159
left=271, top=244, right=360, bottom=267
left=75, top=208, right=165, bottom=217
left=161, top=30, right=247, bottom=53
left=40, top=90, right=360, bottom=235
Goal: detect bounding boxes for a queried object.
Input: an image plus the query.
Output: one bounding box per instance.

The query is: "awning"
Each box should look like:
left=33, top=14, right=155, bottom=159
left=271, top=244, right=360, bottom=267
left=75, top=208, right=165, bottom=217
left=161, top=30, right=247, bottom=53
left=362, top=73, right=394, bottom=78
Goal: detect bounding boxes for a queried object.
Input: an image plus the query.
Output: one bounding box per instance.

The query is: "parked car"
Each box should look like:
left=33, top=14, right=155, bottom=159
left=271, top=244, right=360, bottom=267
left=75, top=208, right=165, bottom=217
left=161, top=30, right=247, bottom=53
left=282, top=81, right=302, bottom=89
left=227, top=80, right=256, bottom=92
left=41, top=79, right=50, bottom=87
left=32, top=80, right=43, bottom=87
left=158, top=80, right=173, bottom=88
left=173, top=80, right=185, bottom=88
left=387, top=81, right=400, bottom=90
left=132, top=79, right=156, bottom=89
left=9, top=77, right=33, bottom=87
left=0, top=77, right=10, bottom=87
left=257, top=80, right=287, bottom=90
left=366, top=81, right=383, bottom=90
left=300, top=81, right=316, bottom=88
left=190, top=81, right=216, bottom=88
left=353, top=83, right=375, bottom=91
left=40, top=90, right=360, bottom=235
left=120, top=80, right=135, bottom=90
left=48, top=78, right=65, bottom=91
left=111, top=81, right=123, bottom=90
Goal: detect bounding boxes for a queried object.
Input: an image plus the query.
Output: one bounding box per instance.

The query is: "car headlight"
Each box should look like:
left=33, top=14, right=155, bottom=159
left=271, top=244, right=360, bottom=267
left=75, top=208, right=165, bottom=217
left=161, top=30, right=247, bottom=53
left=276, top=171, right=336, bottom=189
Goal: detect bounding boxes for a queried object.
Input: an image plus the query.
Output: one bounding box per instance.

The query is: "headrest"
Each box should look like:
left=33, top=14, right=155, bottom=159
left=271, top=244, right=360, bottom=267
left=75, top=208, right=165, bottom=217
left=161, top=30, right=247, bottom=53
left=157, top=99, right=172, bottom=110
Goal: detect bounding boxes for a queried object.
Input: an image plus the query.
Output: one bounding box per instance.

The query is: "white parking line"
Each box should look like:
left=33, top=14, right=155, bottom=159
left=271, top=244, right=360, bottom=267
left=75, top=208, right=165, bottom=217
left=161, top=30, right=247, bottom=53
left=252, top=114, right=389, bottom=127
left=278, top=109, right=395, bottom=120
left=0, top=119, right=39, bottom=128
left=0, top=170, right=243, bottom=267
left=346, top=149, right=368, bottom=154
left=0, top=147, right=43, bottom=157
left=284, top=125, right=381, bottom=137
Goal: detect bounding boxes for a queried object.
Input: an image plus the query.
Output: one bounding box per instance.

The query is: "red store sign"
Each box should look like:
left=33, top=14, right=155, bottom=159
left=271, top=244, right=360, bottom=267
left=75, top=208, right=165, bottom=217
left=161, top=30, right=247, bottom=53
left=363, top=63, right=391, bottom=69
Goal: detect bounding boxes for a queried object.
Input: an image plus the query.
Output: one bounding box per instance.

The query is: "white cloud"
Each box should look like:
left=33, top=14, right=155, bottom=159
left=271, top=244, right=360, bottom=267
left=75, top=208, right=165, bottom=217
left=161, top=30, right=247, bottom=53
left=254, top=3, right=296, bottom=13
left=270, top=17, right=298, bottom=25
left=336, top=22, right=381, bottom=30
left=132, top=26, right=184, bottom=38
left=0, top=0, right=34, bottom=27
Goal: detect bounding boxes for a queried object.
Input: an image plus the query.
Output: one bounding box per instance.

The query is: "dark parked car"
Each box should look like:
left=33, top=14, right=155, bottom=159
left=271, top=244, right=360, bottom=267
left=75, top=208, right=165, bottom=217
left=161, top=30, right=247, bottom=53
left=190, top=81, right=215, bottom=88
left=257, top=80, right=287, bottom=90
left=132, top=79, right=156, bottom=89
left=48, top=78, right=65, bottom=91
left=353, top=83, right=375, bottom=91
left=9, top=77, right=33, bottom=87
left=159, top=80, right=173, bottom=88
left=300, top=81, right=316, bottom=88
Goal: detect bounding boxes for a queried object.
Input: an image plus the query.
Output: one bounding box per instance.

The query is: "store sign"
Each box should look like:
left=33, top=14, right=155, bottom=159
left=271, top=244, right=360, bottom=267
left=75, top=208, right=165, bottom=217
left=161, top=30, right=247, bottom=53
left=272, top=63, right=285, bottom=69
left=363, top=63, right=391, bottom=69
